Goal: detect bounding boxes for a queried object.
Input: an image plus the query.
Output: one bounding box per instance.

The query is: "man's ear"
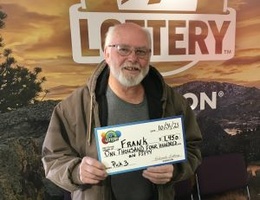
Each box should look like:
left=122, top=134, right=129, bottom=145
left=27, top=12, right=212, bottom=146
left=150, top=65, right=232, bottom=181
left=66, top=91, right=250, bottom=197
left=104, top=47, right=110, bottom=61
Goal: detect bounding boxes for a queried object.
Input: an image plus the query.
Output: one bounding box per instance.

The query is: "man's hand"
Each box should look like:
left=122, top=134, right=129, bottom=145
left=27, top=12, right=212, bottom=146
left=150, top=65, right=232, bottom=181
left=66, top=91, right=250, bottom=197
left=142, top=164, right=174, bottom=184
left=79, top=156, right=107, bottom=184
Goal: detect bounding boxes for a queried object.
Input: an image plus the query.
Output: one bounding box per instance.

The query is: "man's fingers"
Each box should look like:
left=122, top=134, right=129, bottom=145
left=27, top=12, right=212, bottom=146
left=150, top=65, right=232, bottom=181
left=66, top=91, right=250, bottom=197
left=79, top=157, right=107, bottom=184
left=142, top=164, right=174, bottom=184
left=145, top=165, right=173, bottom=173
left=83, top=157, right=106, bottom=170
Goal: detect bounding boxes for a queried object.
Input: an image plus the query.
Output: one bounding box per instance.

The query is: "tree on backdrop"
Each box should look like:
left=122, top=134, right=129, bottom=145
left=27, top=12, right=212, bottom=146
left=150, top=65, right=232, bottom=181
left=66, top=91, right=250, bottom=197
left=0, top=9, right=46, bottom=113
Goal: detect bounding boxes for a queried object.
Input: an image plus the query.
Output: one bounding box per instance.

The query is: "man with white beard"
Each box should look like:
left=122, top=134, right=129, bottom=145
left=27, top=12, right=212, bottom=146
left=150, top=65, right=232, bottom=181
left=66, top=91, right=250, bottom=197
left=42, top=22, right=202, bottom=200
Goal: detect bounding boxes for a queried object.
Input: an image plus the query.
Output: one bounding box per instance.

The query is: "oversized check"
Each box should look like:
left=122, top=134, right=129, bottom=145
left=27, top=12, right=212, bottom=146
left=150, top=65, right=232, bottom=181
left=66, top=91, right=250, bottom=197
left=95, top=116, right=186, bottom=175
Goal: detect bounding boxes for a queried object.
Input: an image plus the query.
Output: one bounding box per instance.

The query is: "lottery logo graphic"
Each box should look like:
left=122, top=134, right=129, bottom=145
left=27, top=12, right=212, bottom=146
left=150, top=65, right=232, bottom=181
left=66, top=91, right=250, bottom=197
left=101, top=130, right=121, bottom=144
left=70, top=0, right=236, bottom=76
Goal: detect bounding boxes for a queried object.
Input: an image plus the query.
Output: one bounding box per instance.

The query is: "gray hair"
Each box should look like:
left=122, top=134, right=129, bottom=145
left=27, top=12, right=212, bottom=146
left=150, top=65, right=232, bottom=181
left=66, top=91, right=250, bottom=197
left=104, top=23, right=152, bottom=49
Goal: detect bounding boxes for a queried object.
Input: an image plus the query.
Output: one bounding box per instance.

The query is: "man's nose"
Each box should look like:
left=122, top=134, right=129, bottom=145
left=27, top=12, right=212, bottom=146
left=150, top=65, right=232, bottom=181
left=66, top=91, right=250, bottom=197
left=127, top=50, right=138, bottom=61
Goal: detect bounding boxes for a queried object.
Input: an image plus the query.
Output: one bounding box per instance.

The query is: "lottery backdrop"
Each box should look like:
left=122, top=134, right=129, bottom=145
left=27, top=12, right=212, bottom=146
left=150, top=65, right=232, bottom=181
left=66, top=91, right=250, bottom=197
left=0, top=0, right=259, bottom=198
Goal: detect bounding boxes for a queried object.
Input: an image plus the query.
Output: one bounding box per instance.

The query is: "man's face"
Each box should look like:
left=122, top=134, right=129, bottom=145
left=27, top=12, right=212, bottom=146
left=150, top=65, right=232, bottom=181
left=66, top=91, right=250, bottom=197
left=104, top=24, right=151, bottom=87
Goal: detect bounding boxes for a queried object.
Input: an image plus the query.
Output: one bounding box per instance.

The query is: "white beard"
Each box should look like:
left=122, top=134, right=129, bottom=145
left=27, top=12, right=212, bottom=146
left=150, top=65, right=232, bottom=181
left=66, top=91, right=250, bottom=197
left=110, top=62, right=149, bottom=87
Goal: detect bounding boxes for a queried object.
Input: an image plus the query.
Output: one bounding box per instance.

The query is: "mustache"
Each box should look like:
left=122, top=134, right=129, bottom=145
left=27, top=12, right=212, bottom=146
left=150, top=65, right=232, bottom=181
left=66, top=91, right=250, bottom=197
left=121, top=62, right=141, bottom=70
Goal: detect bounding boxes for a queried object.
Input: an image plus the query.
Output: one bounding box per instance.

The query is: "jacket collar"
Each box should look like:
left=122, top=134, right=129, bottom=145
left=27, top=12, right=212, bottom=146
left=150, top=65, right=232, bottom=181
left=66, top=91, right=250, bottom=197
left=87, top=60, right=165, bottom=123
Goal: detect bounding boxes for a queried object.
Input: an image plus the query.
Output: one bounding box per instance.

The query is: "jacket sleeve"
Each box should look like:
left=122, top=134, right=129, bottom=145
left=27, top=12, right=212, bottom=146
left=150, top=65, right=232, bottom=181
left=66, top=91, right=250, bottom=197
left=166, top=89, right=202, bottom=182
left=41, top=101, right=85, bottom=192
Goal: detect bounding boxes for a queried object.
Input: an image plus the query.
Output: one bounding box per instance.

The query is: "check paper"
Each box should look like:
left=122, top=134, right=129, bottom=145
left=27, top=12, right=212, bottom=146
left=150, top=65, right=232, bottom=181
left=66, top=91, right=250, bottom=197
left=95, top=116, right=186, bottom=175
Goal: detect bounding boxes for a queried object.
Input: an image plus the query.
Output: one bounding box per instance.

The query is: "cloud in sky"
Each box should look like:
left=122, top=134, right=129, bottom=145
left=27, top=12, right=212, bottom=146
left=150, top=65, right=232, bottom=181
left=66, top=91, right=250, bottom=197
left=2, top=3, right=71, bottom=58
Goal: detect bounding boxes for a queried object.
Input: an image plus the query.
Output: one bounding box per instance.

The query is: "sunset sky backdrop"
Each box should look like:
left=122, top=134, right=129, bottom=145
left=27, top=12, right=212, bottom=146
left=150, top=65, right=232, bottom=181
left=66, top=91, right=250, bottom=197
left=1, top=0, right=259, bottom=100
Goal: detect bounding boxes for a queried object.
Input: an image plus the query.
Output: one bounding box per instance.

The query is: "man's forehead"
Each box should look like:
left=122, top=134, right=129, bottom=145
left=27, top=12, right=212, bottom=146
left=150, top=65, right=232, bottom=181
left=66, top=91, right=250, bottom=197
left=113, top=29, right=148, bottom=44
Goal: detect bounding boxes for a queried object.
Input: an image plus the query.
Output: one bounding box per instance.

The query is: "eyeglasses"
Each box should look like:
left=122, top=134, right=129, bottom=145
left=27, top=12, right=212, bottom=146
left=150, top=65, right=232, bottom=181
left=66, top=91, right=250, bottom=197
left=108, top=44, right=151, bottom=59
